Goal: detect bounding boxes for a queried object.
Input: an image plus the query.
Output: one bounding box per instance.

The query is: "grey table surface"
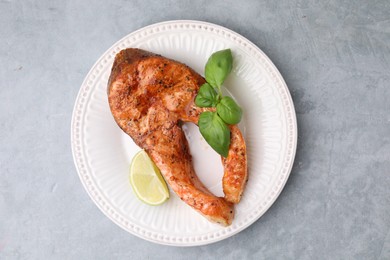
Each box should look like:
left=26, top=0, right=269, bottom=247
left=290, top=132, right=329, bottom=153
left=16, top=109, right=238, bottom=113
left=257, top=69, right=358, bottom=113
left=1, top=0, right=389, bottom=259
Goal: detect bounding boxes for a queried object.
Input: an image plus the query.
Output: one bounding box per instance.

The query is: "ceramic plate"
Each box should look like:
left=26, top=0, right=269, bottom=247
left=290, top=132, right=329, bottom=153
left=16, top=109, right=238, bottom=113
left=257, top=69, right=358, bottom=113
left=71, top=20, right=297, bottom=246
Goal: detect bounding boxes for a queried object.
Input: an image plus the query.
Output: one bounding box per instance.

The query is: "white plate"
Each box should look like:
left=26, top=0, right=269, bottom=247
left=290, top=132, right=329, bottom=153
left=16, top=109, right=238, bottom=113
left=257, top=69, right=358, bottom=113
left=71, top=20, right=297, bottom=246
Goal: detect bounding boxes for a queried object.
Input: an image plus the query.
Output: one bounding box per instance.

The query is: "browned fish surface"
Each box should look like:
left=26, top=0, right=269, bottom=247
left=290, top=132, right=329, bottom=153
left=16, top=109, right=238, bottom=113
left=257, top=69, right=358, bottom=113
left=222, top=126, right=247, bottom=204
left=107, top=48, right=247, bottom=225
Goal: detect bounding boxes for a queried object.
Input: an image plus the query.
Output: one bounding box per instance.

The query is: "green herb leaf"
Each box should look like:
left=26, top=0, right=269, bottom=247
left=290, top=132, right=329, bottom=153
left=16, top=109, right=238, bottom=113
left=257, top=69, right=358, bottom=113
left=198, top=111, right=230, bottom=157
left=205, top=49, right=233, bottom=92
left=217, top=96, right=243, bottom=125
left=195, top=83, right=219, bottom=107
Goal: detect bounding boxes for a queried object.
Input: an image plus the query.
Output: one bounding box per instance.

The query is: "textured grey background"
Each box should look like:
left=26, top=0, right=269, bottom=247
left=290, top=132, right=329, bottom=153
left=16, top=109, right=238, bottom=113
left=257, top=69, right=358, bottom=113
left=1, top=0, right=389, bottom=259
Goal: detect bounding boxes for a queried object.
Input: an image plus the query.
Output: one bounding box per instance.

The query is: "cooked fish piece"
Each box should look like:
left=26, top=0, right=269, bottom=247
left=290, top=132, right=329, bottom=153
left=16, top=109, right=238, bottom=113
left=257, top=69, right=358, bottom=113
left=107, top=48, right=247, bottom=225
left=222, top=126, right=247, bottom=204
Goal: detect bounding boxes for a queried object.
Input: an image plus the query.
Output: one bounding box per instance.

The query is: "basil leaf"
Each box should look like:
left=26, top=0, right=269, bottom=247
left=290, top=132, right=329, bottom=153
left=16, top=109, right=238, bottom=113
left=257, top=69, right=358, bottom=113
left=198, top=111, right=230, bottom=157
left=205, top=49, right=233, bottom=89
left=217, top=96, right=242, bottom=125
left=195, top=83, right=218, bottom=107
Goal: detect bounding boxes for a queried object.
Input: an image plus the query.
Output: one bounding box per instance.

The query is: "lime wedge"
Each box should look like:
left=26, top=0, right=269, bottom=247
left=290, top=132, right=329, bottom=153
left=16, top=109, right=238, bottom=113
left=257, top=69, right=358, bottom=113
left=129, top=150, right=169, bottom=206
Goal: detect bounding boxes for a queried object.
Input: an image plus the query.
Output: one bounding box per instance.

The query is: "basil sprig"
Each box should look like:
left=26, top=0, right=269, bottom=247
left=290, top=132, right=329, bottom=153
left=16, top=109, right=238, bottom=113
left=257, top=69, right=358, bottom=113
left=195, top=49, right=243, bottom=157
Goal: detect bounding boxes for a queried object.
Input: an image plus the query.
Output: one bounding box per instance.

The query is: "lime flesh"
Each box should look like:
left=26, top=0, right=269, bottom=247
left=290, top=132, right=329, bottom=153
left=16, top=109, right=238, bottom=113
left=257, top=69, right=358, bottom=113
left=129, top=150, right=169, bottom=206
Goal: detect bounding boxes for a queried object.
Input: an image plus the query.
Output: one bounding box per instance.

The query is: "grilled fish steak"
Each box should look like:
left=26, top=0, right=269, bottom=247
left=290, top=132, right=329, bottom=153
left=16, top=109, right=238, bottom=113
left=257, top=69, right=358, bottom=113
left=108, top=48, right=247, bottom=226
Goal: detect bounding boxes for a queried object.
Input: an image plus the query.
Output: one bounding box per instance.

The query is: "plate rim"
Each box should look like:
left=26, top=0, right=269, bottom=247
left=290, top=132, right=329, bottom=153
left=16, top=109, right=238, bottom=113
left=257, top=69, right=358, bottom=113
left=71, top=19, right=298, bottom=246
